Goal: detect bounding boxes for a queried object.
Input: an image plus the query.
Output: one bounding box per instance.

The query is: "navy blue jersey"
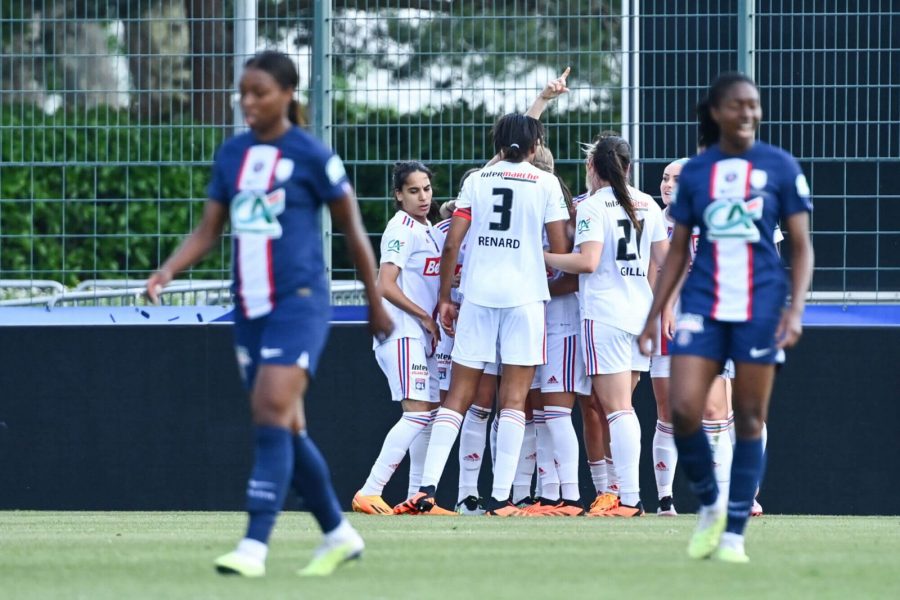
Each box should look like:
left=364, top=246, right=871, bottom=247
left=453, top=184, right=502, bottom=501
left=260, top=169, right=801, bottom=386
left=208, top=127, right=350, bottom=318
left=670, top=142, right=812, bottom=322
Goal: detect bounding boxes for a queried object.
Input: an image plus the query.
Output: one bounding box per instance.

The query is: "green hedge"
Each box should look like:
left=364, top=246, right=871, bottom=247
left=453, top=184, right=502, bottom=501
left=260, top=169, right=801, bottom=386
left=0, top=105, right=226, bottom=285
left=2, top=102, right=608, bottom=286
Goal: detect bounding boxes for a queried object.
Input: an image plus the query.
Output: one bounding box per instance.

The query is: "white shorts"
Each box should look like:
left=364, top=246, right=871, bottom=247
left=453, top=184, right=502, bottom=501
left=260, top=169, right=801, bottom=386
left=582, top=319, right=649, bottom=376
left=650, top=354, right=735, bottom=379
left=374, top=337, right=439, bottom=403
left=650, top=354, right=671, bottom=379
left=434, top=328, right=454, bottom=392
left=540, top=331, right=591, bottom=395
left=452, top=301, right=546, bottom=369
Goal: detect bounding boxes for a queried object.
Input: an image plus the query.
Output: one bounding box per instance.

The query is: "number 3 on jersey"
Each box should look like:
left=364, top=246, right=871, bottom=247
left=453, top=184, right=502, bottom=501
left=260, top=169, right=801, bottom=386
left=616, top=218, right=643, bottom=261
left=489, top=188, right=513, bottom=231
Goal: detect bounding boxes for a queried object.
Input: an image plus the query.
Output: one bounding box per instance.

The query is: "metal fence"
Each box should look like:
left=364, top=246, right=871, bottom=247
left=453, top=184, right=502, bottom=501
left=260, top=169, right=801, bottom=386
left=1, top=1, right=897, bottom=307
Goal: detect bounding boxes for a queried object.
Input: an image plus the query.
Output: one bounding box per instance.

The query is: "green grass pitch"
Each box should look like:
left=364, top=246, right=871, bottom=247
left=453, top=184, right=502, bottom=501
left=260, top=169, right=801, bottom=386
left=2, top=512, right=898, bottom=599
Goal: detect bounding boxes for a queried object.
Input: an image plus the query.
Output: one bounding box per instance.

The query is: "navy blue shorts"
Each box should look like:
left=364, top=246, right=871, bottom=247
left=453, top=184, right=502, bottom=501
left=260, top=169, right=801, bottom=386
left=669, top=312, right=780, bottom=365
left=233, top=288, right=332, bottom=389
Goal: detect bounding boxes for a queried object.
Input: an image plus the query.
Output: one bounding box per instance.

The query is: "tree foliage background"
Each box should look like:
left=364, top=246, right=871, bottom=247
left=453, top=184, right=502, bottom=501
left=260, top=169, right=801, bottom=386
left=0, top=0, right=619, bottom=285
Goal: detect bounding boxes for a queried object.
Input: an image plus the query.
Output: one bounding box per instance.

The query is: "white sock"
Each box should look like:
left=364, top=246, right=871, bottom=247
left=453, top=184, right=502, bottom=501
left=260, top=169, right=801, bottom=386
left=489, top=417, right=499, bottom=470
left=360, top=410, right=432, bottom=496
left=237, top=538, right=268, bottom=562
left=607, top=409, right=641, bottom=507
left=420, top=408, right=463, bottom=489
left=704, top=419, right=733, bottom=502
left=512, top=419, right=536, bottom=503
left=323, top=518, right=355, bottom=544
left=653, top=420, right=677, bottom=498
left=719, top=531, right=745, bottom=553
left=545, top=406, right=580, bottom=501
left=408, top=410, right=437, bottom=498
left=457, top=405, right=490, bottom=501
left=697, top=500, right=726, bottom=529
left=535, top=410, right=561, bottom=500
left=605, top=456, right=619, bottom=495
left=588, top=459, right=607, bottom=496
left=728, top=411, right=736, bottom=445
left=490, top=409, right=527, bottom=502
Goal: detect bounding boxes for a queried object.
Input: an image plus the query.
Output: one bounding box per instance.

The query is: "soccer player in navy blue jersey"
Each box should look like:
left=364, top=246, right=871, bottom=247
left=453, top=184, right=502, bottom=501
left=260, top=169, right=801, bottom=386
left=146, top=50, right=393, bottom=577
left=639, top=72, right=814, bottom=563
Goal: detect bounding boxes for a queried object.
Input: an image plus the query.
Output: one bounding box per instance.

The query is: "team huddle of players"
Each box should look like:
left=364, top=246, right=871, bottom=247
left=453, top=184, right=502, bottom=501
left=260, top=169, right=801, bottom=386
left=351, top=116, right=711, bottom=517
left=352, top=70, right=807, bottom=524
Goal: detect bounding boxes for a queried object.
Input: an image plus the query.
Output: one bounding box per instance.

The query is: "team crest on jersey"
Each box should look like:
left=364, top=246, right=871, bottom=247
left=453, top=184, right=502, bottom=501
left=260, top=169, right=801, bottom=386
left=386, top=239, right=405, bottom=253
left=702, top=197, right=763, bottom=243
left=230, top=188, right=286, bottom=237
left=274, top=158, right=295, bottom=182
left=577, top=217, right=591, bottom=234
left=750, top=169, right=768, bottom=190
left=795, top=174, right=811, bottom=197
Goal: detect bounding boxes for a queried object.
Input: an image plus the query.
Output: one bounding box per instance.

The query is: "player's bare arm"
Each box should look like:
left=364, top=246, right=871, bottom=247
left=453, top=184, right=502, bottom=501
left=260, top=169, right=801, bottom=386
left=776, top=210, right=814, bottom=349
left=544, top=240, right=601, bottom=274
left=526, top=66, right=571, bottom=119
left=649, top=238, right=676, bottom=340
left=639, top=224, right=692, bottom=355
left=376, top=263, right=440, bottom=343
left=146, top=200, right=228, bottom=304
left=330, top=192, right=394, bottom=339
left=438, top=214, right=470, bottom=335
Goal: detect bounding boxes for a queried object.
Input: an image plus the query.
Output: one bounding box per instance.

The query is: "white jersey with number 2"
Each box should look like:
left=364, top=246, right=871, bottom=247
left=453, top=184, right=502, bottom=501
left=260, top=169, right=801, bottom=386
left=575, top=185, right=667, bottom=335
left=454, top=160, right=569, bottom=308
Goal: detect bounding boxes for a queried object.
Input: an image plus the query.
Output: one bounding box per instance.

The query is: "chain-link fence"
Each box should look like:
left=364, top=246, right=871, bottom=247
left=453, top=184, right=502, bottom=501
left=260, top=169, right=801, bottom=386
left=1, top=1, right=897, bottom=307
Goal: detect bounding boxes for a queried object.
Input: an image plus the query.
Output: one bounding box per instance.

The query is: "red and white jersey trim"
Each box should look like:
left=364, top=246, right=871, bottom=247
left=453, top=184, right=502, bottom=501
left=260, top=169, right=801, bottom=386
left=235, top=144, right=281, bottom=318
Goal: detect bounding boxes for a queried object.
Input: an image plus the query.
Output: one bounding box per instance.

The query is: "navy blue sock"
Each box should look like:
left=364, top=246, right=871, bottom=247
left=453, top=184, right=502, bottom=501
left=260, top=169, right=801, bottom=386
left=726, top=437, right=766, bottom=535
left=674, top=428, right=719, bottom=507
left=245, top=425, right=294, bottom=544
left=292, top=431, right=344, bottom=534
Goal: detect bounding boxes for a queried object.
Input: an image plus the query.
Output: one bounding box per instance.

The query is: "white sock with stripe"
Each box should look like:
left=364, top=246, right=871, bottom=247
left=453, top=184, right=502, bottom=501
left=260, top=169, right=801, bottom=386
left=457, top=405, right=491, bottom=501
left=545, top=406, right=580, bottom=501
left=489, top=417, right=499, bottom=470
left=588, top=459, right=607, bottom=496
left=491, top=409, right=527, bottom=502
left=360, top=410, right=433, bottom=496
left=535, top=410, right=561, bottom=500
left=653, top=420, right=677, bottom=498
left=607, top=409, right=642, bottom=507
left=704, top=418, right=734, bottom=502
left=408, top=409, right=437, bottom=498
left=605, top=456, right=619, bottom=495
left=419, top=408, right=463, bottom=489
left=512, top=419, right=536, bottom=503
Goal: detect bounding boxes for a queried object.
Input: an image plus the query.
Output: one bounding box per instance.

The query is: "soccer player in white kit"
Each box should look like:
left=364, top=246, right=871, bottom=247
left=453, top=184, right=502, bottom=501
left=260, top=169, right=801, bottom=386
left=352, top=162, right=456, bottom=515
left=399, top=113, right=570, bottom=516
left=545, top=134, right=670, bottom=517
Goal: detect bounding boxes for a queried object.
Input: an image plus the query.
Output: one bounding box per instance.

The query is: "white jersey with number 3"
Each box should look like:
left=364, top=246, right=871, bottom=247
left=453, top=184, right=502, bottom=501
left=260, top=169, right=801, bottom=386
left=454, top=160, right=569, bottom=308
left=575, top=186, right=667, bottom=334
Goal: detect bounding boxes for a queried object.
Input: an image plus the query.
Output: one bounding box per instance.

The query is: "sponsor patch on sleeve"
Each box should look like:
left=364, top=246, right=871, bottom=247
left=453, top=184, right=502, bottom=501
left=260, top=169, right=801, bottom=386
left=326, top=155, right=347, bottom=185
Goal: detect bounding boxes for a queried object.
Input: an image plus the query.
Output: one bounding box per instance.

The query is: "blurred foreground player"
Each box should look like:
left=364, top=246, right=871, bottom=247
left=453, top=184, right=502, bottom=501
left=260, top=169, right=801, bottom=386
left=147, top=50, right=392, bottom=577
left=639, top=72, right=813, bottom=563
